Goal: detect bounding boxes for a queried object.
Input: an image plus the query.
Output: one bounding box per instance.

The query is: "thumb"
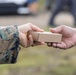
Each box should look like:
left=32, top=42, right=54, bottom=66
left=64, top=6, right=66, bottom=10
left=50, top=28, right=57, bottom=33
left=50, top=26, right=63, bottom=33
left=30, top=23, right=44, bottom=32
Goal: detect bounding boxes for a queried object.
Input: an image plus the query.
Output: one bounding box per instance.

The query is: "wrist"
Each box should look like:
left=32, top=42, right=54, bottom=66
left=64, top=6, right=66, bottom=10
left=18, top=26, right=23, bottom=44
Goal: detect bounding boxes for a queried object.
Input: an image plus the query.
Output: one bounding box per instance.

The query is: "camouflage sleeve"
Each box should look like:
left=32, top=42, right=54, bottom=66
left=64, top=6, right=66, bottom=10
left=0, top=25, right=20, bottom=64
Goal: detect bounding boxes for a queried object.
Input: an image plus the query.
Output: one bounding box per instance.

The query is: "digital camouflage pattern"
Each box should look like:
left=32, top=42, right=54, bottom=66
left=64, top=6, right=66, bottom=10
left=0, top=25, right=20, bottom=64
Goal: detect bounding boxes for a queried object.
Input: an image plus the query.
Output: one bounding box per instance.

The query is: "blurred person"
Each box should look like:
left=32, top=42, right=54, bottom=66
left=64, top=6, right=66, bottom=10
left=45, top=0, right=51, bottom=10
left=0, top=23, right=44, bottom=64
left=45, top=0, right=55, bottom=10
left=49, top=0, right=76, bottom=27
left=47, top=25, right=76, bottom=49
left=26, top=0, right=38, bottom=14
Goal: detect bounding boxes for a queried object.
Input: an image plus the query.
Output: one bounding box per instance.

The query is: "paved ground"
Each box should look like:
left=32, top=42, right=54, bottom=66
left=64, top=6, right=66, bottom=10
left=0, top=11, right=75, bottom=29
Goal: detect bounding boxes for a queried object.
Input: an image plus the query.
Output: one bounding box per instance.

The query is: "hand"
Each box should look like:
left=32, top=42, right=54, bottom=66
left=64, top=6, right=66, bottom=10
left=47, top=25, right=76, bottom=49
left=18, top=23, right=45, bottom=47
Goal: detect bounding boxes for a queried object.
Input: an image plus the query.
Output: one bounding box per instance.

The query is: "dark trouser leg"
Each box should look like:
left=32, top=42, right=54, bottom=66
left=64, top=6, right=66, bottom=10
left=71, top=0, right=76, bottom=26
left=71, top=12, right=76, bottom=26
left=49, top=8, right=61, bottom=26
left=49, top=0, right=63, bottom=26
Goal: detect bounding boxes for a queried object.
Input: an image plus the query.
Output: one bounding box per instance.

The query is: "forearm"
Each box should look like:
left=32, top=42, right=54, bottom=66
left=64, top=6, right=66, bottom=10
left=0, top=25, right=20, bottom=64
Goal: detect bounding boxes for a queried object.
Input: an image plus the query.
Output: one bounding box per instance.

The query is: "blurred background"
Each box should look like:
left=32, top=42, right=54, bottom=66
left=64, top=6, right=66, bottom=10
left=0, top=0, right=76, bottom=75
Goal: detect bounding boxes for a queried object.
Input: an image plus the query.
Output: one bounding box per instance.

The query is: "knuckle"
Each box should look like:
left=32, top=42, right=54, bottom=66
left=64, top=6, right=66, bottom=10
left=61, top=25, right=65, bottom=28
left=28, top=23, right=33, bottom=25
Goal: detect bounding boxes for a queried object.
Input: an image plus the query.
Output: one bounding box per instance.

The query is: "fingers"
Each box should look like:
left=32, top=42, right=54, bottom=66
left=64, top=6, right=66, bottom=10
left=26, top=35, right=45, bottom=47
left=28, top=35, right=33, bottom=46
left=50, top=25, right=64, bottom=33
left=19, top=33, right=28, bottom=47
left=32, top=41, right=45, bottom=46
left=26, top=35, right=34, bottom=48
left=47, top=42, right=67, bottom=49
left=30, top=23, right=44, bottom=32
left=27, top=35, right=45, bottom=47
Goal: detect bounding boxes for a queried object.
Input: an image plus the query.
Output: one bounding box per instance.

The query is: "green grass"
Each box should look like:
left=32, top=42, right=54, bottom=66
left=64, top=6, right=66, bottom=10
left=1, top=45, right=76, bottom=75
